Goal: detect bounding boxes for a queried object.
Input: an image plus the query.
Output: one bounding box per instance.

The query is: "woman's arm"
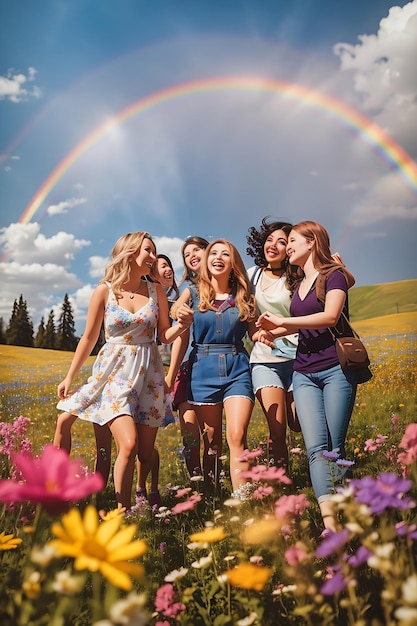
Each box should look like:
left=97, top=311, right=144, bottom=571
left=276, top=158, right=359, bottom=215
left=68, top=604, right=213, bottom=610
left=257, top=288, right=346, bottom=334
left=58, top=284, right=107, bottom=398
left=157, top=284, right=193, bottom=343
left=170, top=287, right=191, bottom=320
left=165, top=330, right=190, bottom=391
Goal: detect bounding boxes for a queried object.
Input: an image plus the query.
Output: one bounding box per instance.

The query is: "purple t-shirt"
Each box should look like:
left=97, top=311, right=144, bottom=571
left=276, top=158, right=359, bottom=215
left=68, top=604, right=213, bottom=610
left=290, top=270, right=348, bottom=373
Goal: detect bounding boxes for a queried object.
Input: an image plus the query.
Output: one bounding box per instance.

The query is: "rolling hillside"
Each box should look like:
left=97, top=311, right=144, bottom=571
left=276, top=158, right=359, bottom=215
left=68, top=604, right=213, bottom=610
left=349, top=279, right=417, bottom=322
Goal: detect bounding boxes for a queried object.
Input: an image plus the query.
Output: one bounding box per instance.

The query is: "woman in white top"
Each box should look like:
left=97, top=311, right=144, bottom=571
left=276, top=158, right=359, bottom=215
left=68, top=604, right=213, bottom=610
left=246, top=217, right=300, bottom=469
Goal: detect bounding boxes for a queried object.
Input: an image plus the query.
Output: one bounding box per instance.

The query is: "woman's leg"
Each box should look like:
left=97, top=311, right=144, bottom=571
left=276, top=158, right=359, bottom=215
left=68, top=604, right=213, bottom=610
left=256, top=386, right=288, bottom=468
left=136, top=424, right=159, bottom=493
left=195, top=404, right=223, bottom=485
left=108, top=415, right=138, bottom=510
left=53, top=412, right=77, bottom=453
left=179, top=402, right=202, bottom=476
left=224, top=396, right=254, bottom=491
left=93, top=424, right=112, bottom=485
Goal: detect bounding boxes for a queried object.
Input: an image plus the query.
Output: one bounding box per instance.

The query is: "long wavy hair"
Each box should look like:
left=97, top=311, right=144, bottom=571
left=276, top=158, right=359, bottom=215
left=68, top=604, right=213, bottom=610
left=179, top=236, right=209, bottom=286
left=246, top=216, right=300, bottom=293
left=291, top=221, right=350, bottom=283
left=100, top=231, right=155, bottom=298
left=154, top=253, right=180, bottom=300
left=198, top=239, right=256, bottom=321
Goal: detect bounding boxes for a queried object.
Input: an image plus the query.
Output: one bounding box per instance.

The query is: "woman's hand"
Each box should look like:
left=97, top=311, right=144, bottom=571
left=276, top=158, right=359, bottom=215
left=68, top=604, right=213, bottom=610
left=256, top=311, right=285, bottom=331
left=176, top=303, right=194, bottom=331
left=256, top=329, right=276, bottom=348
left=57, top=377, right=74, bottom=399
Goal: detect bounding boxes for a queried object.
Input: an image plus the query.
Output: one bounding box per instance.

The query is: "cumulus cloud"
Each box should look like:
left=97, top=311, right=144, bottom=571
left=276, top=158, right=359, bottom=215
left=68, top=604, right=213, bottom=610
left=334, top=0, right=417, bottom=148
left=89, top=255, right=108, bottom=278
left=0, top=222, right=90, bottom=264
left=0, top=67, right=42, bottom=102
left=47, top=197, right=87, bottom=216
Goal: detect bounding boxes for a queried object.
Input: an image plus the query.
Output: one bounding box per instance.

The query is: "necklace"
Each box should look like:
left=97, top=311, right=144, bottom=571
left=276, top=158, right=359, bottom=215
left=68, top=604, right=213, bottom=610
left=266, top=266, right=284, bottom=276
left=124, top=282, right=142, bottom=299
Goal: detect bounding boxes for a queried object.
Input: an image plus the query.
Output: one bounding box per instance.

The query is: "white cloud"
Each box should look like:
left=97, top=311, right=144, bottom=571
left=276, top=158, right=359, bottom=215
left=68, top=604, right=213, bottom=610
left=89, top=255, right=108, bottom=278
left=0, top=222, right=90, bottom=264
left=47, top=197, right=87, bottom=215
left=0, top=67, right=42, bottom=102
left=333, top=0, right=417, bottom=149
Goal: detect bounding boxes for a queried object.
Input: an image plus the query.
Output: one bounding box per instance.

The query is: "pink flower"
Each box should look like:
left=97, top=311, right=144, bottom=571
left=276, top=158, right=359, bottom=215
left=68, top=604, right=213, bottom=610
left=154, top=583, right=185, bottom=617
left=285, top=542, right=310, bottom=566
left=175, top=487, right=192, bottom=498
left=398, top=423, right=417, bottom=466
left=274, top=493, right=310, bottom=521
left=171, top=493, right=202, bottom=514
left=236, top=448, right=263, bottom=462
left=0, top=445, right=103, bottom=514
left=252, top=485, right=273, bottom=500
left=239, top=465, right=292, bottom=485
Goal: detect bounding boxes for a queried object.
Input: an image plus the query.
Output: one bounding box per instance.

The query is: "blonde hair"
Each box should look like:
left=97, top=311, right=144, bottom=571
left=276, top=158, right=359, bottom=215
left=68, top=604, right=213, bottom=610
left=198, top=239, right=256, bottom=321
left=100, top=231, right=155, bottom=298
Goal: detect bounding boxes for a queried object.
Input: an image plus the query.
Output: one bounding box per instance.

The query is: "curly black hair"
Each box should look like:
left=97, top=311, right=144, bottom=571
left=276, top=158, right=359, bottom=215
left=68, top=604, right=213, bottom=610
left=246, top=216, right=300, bottom=293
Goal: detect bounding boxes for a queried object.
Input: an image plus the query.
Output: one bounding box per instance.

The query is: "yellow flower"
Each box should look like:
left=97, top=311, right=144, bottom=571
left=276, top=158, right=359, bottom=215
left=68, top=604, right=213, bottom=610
left=0, top=530, right=22, bottom=551
left=189, top=526, right=228, bottom=543
left=23, top=571, right=42, bottom=599
left=241, top=518, right=282, bottom=545
left=49, top=505, right=147, bottom=591
left=226, top=562, right=272, bottom=591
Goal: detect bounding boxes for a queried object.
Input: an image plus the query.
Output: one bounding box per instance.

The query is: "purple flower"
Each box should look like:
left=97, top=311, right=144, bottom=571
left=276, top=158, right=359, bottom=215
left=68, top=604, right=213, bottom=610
left=336, top=459, right=355, bottom=467
left=320, top=569, right=347, bottom=595
left=350, top=472, right=415, bottom=515
left=316, top=529, right=350, bottom=558
left=322, top=451, right=340, bottom=461
left=347, top=545, right=372, bottom=567
left=396, top=521, right=417, bottom=540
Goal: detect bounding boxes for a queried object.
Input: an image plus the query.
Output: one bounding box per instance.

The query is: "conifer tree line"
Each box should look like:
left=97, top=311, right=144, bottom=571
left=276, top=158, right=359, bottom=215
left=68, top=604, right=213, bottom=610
left=0, top=293, right=85, bottom=352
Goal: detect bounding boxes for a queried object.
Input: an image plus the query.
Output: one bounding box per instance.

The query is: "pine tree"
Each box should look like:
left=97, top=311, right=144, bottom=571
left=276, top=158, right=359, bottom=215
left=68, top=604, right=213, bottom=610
left=44, top=310, right=56, bottom=350
left=6, top=295, right=34, bottom=347
left=34, top=316, right=46, bottom=348
left=0, top=317, right=5, bottom=344
left=56, top=294, right=77, bottom=351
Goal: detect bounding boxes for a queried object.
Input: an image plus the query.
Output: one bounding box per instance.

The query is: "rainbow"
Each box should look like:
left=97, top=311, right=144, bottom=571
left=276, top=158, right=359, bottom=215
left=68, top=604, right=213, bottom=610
left=19, top=75, right=417, bottom=224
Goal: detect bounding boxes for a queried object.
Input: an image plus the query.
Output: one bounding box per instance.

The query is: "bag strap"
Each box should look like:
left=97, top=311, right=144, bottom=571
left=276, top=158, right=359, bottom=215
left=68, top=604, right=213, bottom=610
left=249, top=267, right=262, bottom=292
left=317, top=271, right=361, bottom=340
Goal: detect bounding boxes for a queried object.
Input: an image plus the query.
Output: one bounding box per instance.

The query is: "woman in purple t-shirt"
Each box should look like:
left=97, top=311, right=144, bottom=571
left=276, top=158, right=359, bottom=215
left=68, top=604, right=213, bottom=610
left=256, top=221, right=357, bottom=534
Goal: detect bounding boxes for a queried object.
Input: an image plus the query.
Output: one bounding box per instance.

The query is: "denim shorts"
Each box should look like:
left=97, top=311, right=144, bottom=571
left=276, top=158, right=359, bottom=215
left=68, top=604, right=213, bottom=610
left=188, top=345, right=254, bottom=405
left=251, top=360, right=294, bottom=394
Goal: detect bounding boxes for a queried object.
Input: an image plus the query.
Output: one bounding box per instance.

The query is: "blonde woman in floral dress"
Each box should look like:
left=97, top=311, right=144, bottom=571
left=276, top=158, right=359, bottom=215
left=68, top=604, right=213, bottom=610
left=54, top=232, right=193, bottom=509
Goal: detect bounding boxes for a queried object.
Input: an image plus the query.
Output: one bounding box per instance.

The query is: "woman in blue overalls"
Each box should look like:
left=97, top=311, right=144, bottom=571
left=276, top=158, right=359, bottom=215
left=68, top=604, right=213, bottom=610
left=174, top=239, right=258, bottom=494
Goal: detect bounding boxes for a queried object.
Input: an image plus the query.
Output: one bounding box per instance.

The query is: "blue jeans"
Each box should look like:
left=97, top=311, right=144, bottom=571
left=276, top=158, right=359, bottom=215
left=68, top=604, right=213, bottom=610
left=293, top=365, right=357, bottom=503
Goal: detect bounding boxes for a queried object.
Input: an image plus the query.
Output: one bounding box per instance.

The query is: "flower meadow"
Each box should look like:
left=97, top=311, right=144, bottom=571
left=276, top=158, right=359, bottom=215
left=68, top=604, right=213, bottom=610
left=0, top=330, right=416, bottom=626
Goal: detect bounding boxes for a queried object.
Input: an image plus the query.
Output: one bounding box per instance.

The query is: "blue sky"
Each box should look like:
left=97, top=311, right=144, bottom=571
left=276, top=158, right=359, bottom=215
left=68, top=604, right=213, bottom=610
left=1, top=0, right=416, bottom=334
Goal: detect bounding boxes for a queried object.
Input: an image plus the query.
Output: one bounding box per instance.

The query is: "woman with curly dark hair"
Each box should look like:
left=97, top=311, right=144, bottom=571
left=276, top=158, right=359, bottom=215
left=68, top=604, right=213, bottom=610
left=246, top=217, right=301, bottom=470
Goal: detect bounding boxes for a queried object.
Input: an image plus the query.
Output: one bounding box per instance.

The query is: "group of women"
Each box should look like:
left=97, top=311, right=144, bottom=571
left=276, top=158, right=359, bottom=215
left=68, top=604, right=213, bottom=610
left=53, top=218, right=358, bottom=533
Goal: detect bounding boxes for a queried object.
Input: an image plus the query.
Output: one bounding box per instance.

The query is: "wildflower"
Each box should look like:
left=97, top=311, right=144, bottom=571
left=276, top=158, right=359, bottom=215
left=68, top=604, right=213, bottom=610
left=0, top=445, right=104, bottom=514
left=241, top=518, right=282, bottom=545
left=396, top=521, right=417, bottom=540
left=0, top=530, right=22, bottom=550
left=252, top=485, right=273, bottom=499
left=22, top=571, right=42, bottom=599
left=239, top=465, right=292, bottom=484
left=316, top=529, right=350, bottom=558
left=322, top=451, right=340, bottom=461
left=285, top=542, right=310, bottom=566
left=154, top=583, right=185, bottom=617
left=171, top=493, right=202, bottom=514
left=320, top=567, right=347, bottom=595
left=350, top=472, right=415, bottom=515
left=398, top=423, right=417, bottom=465
left=108, top=592, right=149, bottom=626
left=226, top=562, right=272, bottom=591
left=189, top=526, right=228, bottom=543
left=175, top=487, right=192, bottom=498
left=336, top=459, right=355, bottom=467
left=347, top=545, right=372, bottom=567
left=368, top=543, right=395, bottom=572
left=236, top=612, right=258, bottom=626
left=236, top=448, right=263, bottom=462
left=274, top=493, right=310, bottom=521
left=31, top=543, right=56, bottom=566
left=164, top=567, right=189, bottom=582
left=52, top=570, right=84, bottom=595
left=49, top=505, right=147, bottom=591
left=401, top=574, right=417, bottom=606
left=191, top=554, right=213, bottom=569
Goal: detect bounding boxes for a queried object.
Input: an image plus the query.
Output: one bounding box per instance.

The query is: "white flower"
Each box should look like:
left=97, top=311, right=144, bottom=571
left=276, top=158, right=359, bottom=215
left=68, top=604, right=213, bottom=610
left=164, top=567, right=189, bottom=582
left=394, top=607, right=417, bottom=624
left=402, top=574, right=417, bottom=606
left=191, top=554, right=213, bottom=569
left=109, top=592, right=148, bottom=626
left=249, top=555, right=263, bottom=565
left=223, top=497, right=242, bottom=507
left=52, top=570, right=84, bottom=595
left=237, top=611, right=258, bottom=626
left=30, top=543, right=56, bottom=567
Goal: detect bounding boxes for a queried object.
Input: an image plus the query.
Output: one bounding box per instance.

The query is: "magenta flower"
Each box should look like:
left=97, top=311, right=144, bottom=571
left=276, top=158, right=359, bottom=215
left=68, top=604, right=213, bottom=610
left=350, top=472, right=415, bottom=515
left=274, top=493, right=310, bottom=521
left=175, top=487, right=192, bottom=498
left=0, top=445, right=103, bottom=514
left=240, top=465, right=292, bottom=484
left=236, top=448, right=263, bottom=462
left=252, top=485, right=273, bottom=500
left=154, top=583, right=185, bottom=617
left=397, top=423, right=417, bottom=466
left=285, top=543, right=309, bottom=566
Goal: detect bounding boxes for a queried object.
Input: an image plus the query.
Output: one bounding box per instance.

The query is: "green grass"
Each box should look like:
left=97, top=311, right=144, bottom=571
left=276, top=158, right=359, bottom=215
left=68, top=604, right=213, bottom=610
left=349, top=278, right=417, bottom=321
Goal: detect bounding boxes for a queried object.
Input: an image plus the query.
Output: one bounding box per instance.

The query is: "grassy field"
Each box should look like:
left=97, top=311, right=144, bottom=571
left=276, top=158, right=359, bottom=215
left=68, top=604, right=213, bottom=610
left=349, top=278, right=417, bottom=321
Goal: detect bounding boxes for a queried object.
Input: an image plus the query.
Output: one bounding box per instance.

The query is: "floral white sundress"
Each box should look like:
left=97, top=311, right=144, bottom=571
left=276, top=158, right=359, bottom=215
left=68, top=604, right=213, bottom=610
left=57, top=281, right=166, bottom=427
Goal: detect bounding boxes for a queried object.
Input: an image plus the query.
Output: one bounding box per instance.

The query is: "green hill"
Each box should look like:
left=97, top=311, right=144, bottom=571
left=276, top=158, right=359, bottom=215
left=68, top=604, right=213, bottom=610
left=349, top=278, right=417, bottom=322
